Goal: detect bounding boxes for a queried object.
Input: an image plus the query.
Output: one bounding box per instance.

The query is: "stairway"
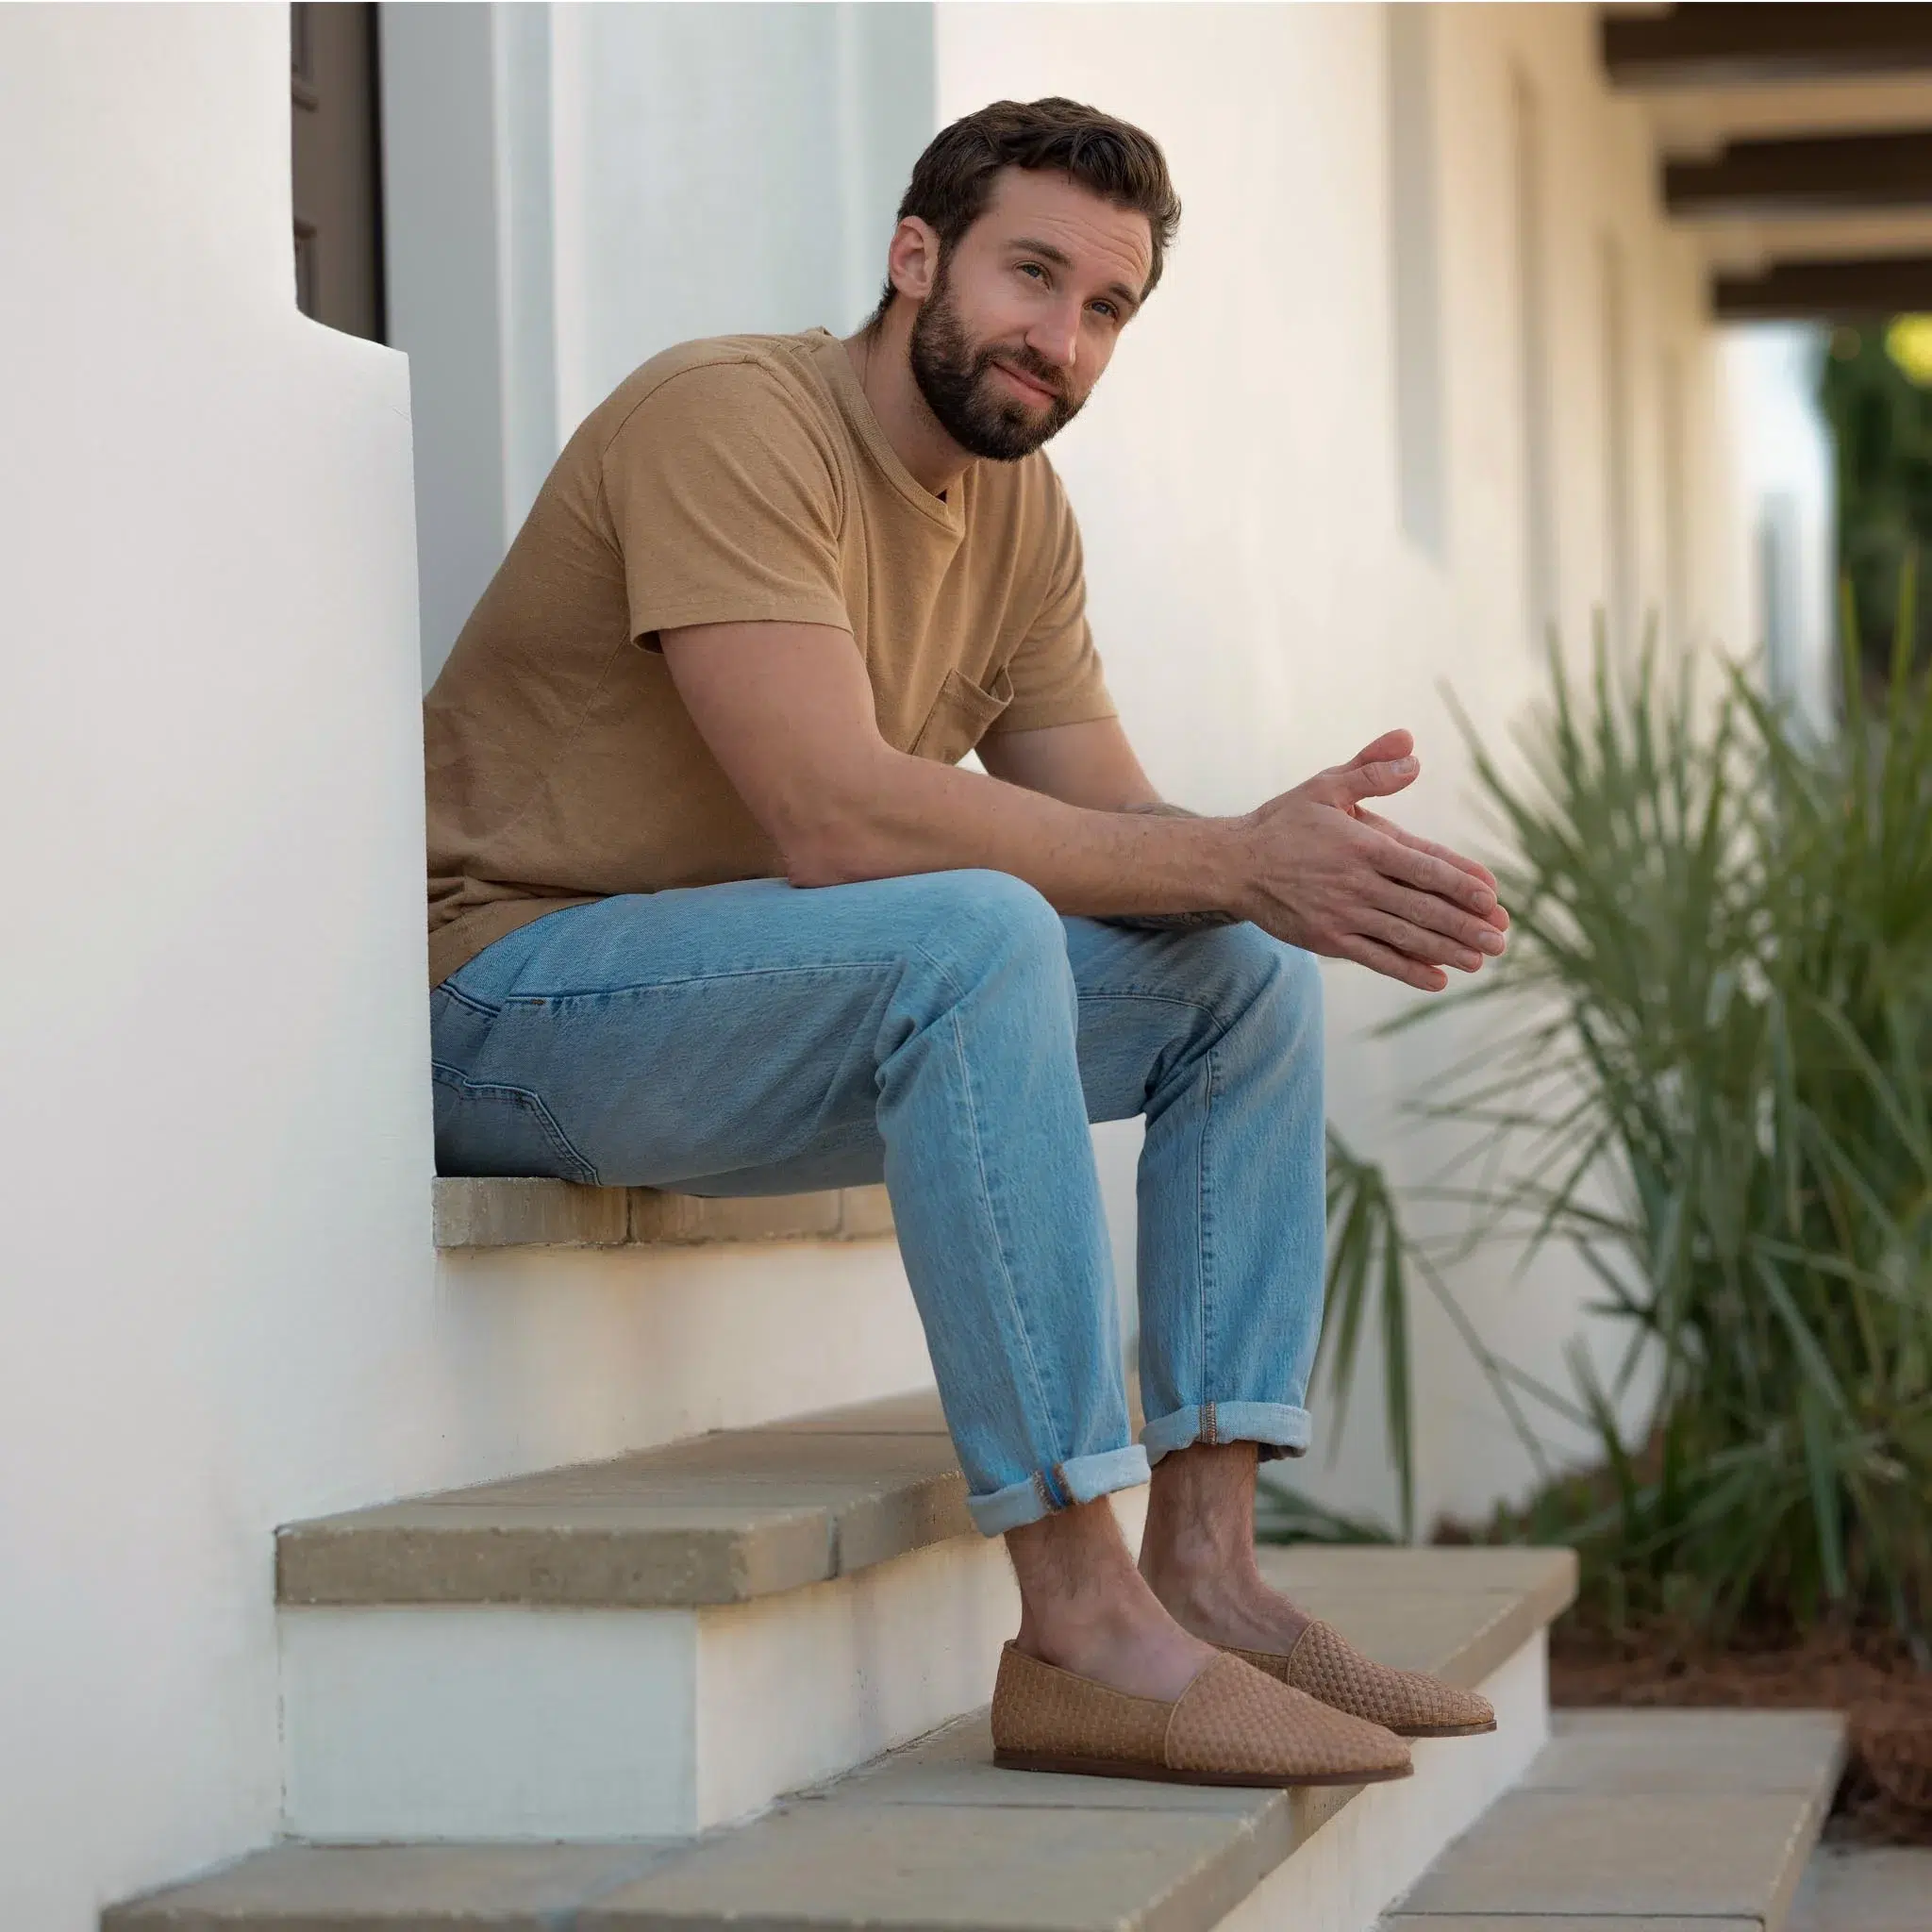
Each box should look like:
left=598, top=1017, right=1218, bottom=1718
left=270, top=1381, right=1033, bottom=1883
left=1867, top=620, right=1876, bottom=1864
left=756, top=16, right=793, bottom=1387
left=105, top=1179, right=1584, bottom=1932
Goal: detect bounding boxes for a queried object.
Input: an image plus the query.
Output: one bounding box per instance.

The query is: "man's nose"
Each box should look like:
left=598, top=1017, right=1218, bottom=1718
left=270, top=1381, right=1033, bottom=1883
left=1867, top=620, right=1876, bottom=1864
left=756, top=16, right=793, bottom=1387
left=1024, top=301, right=1080, bottom=374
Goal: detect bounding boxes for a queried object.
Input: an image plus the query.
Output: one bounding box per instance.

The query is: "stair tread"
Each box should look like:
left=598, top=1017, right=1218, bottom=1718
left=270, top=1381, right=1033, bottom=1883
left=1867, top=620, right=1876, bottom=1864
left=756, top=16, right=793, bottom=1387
left=101, top=1843, right=678, bottom=1928
left=277, top=1397, right=974, bottom=1607
left=110, top=1548, right=1574, bottom=1931
left=279, top=1385, right=1159, bottom=1609
left=1391, top=1707, right=1845, bottom=1931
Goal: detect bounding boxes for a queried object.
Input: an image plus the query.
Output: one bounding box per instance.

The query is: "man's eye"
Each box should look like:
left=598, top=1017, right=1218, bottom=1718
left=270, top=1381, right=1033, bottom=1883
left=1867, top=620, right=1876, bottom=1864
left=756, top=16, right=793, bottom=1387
left=1091, top=302, right=1118, bottom=321
left=1018, top=263, right=1046, bottom=281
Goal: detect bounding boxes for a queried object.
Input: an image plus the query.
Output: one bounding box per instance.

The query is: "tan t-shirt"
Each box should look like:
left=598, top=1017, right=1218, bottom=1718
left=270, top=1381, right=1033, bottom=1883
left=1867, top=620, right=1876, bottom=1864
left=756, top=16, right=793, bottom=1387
left=424, top=327, right=1115, bottom=988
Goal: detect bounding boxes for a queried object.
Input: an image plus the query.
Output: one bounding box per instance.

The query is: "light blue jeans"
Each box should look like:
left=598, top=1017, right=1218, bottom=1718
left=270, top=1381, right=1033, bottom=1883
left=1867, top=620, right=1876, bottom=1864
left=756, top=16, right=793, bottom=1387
left=429, top=872, right=1325, bottom=1534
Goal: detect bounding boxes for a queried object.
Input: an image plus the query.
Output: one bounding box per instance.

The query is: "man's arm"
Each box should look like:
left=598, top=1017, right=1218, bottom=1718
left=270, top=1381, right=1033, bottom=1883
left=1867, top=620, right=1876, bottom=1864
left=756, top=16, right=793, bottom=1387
left=658, top=621, right=1507, bottom=991
left=979, top=718, right=1233, bottom=931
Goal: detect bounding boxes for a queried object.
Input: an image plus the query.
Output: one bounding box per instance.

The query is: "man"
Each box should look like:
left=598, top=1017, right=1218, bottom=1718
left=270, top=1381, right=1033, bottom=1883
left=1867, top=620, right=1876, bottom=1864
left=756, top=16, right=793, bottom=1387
left=425, top=99, right=1509, bottom=1789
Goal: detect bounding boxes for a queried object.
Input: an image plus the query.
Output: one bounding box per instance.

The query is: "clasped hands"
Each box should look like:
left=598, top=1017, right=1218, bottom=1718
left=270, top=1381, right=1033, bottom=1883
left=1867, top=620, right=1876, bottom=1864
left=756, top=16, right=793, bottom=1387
left=1234, top=728, right=1509, bottom=993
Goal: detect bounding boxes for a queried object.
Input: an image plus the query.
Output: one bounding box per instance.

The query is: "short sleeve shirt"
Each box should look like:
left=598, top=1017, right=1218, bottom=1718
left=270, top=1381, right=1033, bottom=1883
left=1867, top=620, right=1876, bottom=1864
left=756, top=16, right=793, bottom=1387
left=424, top=327, right=1115, bottom=987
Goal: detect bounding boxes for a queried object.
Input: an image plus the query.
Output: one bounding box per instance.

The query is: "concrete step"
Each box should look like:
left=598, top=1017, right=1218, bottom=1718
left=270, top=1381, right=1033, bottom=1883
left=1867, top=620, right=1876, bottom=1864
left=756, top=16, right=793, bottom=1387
left=433, top=1177, right=895, bottom=1249
left=275, top=1388, right=1152, bottom=1840
left=111, top=1546, right=1574, bottom=1931
left=1790, top=1843, right=1932, bottom=1932
left=1384, top=1706, right=1848, bottom=1932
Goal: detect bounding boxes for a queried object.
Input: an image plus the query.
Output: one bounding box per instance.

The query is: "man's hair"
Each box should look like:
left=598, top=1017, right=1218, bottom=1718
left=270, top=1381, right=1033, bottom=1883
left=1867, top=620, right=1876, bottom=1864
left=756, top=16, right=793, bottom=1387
left=868, top=97, right=1181, bottom=327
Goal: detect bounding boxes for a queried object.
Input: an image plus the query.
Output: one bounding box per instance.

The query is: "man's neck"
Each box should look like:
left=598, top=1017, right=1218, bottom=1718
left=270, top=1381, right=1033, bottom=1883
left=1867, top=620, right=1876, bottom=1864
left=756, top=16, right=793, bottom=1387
left=843, top=319, right=974, bottom=499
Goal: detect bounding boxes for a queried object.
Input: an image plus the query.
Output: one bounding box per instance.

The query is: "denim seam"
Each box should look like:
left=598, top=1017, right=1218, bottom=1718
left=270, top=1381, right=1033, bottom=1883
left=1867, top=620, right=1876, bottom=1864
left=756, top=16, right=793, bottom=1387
left=429, top=1064, right=600, bottom=1186
left=908, top=932, right=1062, bottom=1482
left=1200, top=1041, right=1221, bottom=1413
left=500, top=959, right=906, bottom=1007
left=1085, top=989, right=1238, bottom=1429
left=1074, top=989, right=1240, bottom=1032
left=938, top=997, right=1060, bottom=1477
left=438, top=981, right=502, bottom=1020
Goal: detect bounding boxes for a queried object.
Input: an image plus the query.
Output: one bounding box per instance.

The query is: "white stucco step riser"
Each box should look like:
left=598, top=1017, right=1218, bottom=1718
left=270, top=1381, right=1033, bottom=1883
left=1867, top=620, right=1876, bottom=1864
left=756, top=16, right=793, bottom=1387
left=431, top=1237, right=934, bottom=1452
left=279, top=1492, right=1148, bottom=1842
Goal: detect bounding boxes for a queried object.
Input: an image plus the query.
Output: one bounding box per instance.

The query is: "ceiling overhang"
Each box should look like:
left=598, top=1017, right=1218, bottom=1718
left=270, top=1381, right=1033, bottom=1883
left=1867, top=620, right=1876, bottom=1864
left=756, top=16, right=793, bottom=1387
left=1601, top=5, right=1932, bottom=321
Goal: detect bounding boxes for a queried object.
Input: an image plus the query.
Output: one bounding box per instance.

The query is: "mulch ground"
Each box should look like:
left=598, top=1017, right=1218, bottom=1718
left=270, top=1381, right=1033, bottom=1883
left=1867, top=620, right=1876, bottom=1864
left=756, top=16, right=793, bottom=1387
left=1547, top=1618, right=1932, bottom=1845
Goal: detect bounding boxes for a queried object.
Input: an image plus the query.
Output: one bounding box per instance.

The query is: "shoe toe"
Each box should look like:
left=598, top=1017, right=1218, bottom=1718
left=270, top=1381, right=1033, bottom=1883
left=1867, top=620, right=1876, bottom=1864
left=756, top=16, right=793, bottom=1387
left=1166, top=1657, right=1413, bottom=1780
left=1286, top=1621, right=1496, bottom=1736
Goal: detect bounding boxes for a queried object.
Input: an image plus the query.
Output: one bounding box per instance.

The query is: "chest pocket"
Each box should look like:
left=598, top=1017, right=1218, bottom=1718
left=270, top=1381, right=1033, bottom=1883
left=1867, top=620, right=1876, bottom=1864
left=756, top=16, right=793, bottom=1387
left=908, top=665, right=1013, bottom=764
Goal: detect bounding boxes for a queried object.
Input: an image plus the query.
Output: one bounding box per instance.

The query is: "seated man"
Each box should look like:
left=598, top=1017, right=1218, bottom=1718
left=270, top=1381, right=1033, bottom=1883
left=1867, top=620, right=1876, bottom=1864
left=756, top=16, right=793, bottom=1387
left=425, top=97, right=1509, bottom=1789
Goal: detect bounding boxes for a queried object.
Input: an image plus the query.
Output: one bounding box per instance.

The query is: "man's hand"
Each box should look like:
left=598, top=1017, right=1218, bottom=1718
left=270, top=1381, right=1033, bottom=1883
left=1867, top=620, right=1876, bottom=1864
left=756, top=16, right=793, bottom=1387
left=1234, top=729, right=1508, bottom=992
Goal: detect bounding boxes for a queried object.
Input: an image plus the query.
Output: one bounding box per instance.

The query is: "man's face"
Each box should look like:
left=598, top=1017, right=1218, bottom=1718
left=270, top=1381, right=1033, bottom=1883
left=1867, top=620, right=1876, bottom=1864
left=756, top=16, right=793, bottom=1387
left=906, top=168, right=1153, bottom=462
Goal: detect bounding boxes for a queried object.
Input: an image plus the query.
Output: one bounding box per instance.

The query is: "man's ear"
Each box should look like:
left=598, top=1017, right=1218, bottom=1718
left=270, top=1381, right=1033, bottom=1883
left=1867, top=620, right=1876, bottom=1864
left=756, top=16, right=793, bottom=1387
left=886, top=217, right=941, bottom=305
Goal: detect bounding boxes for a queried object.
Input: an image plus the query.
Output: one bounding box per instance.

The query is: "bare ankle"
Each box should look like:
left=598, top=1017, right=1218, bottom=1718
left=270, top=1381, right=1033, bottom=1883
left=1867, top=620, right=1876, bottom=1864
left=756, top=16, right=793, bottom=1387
left=1140, top=1441, right=1261, bottom=1583
left=1006, top=1498, right=1215, bottom=1702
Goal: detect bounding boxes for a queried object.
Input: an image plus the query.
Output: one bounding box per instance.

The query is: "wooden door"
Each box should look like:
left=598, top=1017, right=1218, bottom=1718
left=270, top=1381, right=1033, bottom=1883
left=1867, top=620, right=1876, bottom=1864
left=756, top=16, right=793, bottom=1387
left=291, top=3, right=385, bottom=341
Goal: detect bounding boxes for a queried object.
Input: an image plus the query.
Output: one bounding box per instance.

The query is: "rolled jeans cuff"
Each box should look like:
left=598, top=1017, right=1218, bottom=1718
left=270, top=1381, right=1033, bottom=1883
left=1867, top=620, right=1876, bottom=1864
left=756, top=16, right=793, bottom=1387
left=965, top=1443, right=1152, bottom=1536
left=1141, top=1401, right=1312, bottom=1467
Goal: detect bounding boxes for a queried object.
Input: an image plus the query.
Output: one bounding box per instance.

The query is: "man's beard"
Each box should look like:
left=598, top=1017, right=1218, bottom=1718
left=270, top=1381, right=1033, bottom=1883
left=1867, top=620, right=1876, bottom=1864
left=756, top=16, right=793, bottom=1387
left=908, top=263, right=1083, bottom=462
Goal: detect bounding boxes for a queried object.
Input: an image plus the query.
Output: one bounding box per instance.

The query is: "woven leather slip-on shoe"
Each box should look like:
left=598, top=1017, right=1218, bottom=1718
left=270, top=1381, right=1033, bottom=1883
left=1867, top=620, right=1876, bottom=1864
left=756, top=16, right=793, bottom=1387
left=1224, top=1619, right=1496, bottom=1739
left=990, top=1643, right=1413, bottom=1787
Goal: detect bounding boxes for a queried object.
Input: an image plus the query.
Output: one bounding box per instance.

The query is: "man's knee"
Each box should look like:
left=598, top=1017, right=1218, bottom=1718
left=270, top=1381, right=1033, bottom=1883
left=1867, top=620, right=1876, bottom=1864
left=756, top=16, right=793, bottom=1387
left=902, top=868, right=1066, bottom=965
left=1178, top=923, right=1323, bottom=1043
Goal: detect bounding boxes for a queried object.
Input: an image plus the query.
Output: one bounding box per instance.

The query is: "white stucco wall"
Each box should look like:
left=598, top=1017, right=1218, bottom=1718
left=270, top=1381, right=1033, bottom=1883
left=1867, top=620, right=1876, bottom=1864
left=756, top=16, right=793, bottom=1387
left=0, top=11, right=929, bottom=1927
left=934, top=1, right=1742, bottom=1528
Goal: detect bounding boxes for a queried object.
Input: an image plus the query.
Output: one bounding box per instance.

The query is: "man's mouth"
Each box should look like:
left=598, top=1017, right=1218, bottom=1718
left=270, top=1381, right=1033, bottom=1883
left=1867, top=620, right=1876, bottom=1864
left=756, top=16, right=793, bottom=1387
left=990, top=360, right=1060, bottom=405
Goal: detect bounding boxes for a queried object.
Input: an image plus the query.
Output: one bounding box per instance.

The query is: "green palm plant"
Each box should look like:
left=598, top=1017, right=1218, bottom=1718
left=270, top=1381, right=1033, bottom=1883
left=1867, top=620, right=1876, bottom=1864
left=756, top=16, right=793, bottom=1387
left=1295, top=587, right=1932, bottom=1650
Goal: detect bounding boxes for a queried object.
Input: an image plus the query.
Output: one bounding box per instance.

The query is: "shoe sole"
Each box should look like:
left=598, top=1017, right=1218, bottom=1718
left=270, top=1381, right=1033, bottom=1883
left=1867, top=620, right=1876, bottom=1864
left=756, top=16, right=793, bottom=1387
left=1393, top=1718, right=1498, bottom=1739
left=991, top=1750, right=1413, bottom=1788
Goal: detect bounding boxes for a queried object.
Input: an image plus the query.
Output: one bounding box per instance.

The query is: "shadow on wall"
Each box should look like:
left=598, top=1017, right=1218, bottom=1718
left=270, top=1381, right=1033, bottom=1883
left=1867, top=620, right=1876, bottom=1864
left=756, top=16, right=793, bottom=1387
left=383, top=1, right=939, bottom=689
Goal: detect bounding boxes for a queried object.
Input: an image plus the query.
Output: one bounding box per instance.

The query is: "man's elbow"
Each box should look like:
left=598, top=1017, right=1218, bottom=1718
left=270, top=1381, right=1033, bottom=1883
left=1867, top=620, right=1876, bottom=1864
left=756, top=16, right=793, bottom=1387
left=774, top=803, right=889, bottom=890
left=782, top=841, right=867, bottom=890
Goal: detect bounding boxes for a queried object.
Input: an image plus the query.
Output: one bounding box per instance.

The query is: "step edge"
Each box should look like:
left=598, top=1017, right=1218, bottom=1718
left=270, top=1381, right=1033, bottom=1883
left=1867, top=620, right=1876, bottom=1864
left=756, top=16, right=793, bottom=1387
left=275, top=1392, right=973, bottom=1608
left=1765, top=1716, right=1851, bottom=1932
left=434, top=1176, right=894, bottom=1250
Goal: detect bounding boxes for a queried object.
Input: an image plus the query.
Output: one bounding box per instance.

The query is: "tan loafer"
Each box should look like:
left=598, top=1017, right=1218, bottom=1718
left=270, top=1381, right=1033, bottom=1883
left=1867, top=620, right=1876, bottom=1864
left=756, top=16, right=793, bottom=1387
left=990, top=1642, right=1413, bottom=1788
left=1224, top=1619, right=1497, bottom=1739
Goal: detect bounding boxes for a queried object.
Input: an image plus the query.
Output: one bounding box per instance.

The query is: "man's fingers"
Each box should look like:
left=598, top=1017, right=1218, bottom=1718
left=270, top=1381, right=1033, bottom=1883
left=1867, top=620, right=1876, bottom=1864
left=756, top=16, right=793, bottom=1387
left=1369, top=883, right=1507, bottom=959
left=1373, top=828, right=1501, bottom=916
left=1355, top=807, right=1501, bottom=895
left=1350, top=727, right=1415, bottom=769
left=1358, top=908, right=1488, bottom=974
left=1338, top=933, right=1449, bottom=993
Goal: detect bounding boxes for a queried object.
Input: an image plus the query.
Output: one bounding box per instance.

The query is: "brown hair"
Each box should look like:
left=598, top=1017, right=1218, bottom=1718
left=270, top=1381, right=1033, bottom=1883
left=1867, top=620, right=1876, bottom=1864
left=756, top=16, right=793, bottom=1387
left=871, top=97, right=1181, bottom=324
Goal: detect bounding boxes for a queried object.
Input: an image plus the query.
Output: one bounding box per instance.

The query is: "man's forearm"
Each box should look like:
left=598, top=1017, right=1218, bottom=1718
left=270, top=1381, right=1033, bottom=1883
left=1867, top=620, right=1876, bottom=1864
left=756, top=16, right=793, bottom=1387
left=793, top=745, right=1250, bottom=924
left=1098, top=803, right=1240, bottom=929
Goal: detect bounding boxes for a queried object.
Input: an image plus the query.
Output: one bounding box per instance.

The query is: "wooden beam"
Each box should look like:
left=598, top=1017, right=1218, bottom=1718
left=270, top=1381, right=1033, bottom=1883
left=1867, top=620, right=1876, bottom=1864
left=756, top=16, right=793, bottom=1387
left=1605, top=6, right=1932, bottom=90
left=1713, top=254, right=1932, bottom=320
left=1667, top=132, right=1932, bottom=219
